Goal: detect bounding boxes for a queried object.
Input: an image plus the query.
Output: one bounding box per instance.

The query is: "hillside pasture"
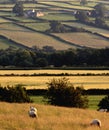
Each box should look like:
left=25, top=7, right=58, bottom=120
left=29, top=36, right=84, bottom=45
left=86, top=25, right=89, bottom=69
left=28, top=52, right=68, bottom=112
left=40, top=12, right=76, bottom=21
left=0, top=37, right=23, bottom=49
left=0, top=102, right=109, bottom=130
left=0, top=23, right=77, bottom=50
left=0, top=17, right=11, bottom=23
left=25, top=22, right=50, bottom=32
left=53, top=32, right=109, bottom=49
left=64, top=22, right=109, bottom=38
left=39, top=1, right=93, bottom=10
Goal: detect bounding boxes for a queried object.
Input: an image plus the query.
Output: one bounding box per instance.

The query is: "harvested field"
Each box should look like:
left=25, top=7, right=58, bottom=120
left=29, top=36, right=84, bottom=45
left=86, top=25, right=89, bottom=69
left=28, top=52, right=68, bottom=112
left=0, top=70, right=109, bottom=89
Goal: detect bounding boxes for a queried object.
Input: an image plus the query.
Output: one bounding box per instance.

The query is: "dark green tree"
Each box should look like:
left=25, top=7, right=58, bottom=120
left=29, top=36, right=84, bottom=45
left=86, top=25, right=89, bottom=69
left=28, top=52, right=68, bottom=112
left=95, top=17, right=106, bottom=27
left=98, top=95, right=109, bottom=111
left=0, top=84, right=32, bottom=103
left=13, top=49, right=33, bottom=67
left=46, top=21, right=69, bottom=33
left=45, top=77, right=88, bottom=108
left=35, top=58, right=48, bottom=67
left=80, top=0, right=88, bottom=6
left=94, top=3, right=107, bottom=18
left=75, top=11, right=89, bottom=23
left=12, top=2, right=24, bottom=16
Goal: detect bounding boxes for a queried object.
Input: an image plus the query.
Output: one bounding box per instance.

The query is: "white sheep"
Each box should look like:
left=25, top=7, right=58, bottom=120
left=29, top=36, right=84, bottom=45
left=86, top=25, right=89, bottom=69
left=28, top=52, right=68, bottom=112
left=29, top=106, right=38, bottom=118
left=90, top=119, right=101, bottom=127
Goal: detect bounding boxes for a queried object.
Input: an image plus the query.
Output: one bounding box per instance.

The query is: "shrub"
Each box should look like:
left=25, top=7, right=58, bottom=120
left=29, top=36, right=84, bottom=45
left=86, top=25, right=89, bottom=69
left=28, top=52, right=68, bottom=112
left=98, top=95, right=109, bottom=111
left=44, top=77, right=88, bottom=108
left=0, top=84, right=32, bottom=103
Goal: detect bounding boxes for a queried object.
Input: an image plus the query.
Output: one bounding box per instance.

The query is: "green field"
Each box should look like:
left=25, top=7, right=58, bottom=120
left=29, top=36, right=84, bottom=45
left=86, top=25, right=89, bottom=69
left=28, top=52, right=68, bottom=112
left=30, top=95, right=105, bottom=110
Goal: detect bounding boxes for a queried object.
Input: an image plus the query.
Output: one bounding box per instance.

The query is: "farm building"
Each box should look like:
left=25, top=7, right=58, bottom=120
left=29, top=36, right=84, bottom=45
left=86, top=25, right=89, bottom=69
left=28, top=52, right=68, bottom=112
left=24, top=9, right=44, bottom=18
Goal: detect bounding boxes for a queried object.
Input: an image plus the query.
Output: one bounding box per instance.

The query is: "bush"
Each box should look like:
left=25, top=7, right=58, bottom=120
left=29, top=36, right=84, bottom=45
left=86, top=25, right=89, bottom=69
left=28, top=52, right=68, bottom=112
left=98, top=95, right=109, bottom=111
left=44, top=77, right=88, bottom=108
left=0, top=84, right=32, bottom=103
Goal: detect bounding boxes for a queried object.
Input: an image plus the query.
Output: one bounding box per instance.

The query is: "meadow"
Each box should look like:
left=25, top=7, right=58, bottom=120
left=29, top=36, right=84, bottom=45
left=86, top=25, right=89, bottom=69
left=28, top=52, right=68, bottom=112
left=0, top=102, right=109, bottom=130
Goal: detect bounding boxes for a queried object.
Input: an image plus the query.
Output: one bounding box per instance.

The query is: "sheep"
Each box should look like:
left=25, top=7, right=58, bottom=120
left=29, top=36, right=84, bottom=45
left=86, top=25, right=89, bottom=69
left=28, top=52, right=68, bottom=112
left=90, top=119, right=101, bottom=127
left=29, top=106, right=38, bottom=118
left=98, top=108, right=107, bottom=112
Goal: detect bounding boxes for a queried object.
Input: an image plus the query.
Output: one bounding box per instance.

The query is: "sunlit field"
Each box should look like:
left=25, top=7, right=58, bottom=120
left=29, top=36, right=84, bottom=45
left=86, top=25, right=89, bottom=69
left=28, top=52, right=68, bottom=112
left=0, top=102, right=109, bottom=130
left=0, top=70, right=109, bottom=89
left=1, top=69, right=109, bottom=75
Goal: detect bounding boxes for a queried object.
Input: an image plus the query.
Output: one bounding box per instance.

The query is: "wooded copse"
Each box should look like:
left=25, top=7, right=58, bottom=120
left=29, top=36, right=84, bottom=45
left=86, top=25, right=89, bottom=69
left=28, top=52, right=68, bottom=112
left=0, top=47, right=109, bottom=68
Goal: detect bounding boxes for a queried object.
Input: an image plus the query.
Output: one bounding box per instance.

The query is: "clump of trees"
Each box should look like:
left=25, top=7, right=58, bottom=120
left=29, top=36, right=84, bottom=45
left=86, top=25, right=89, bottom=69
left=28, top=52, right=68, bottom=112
left=75, top=11, right=89, bottom=23
left=46, top=21, right=70, bottom=33
left=46, top=21, right=85, bottom=33
left=12, top=1, right=24, bottom=16
left=44, top=77, right=88, bottom=108
left=0, top=84, right=32, bottom=103
left=74, top=2, right=108, bottom=30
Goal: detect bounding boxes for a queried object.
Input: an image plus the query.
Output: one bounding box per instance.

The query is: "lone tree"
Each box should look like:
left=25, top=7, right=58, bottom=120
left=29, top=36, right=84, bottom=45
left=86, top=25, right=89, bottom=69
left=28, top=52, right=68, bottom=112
left=46, top=21, right=69, bottom=33
left=12, top=1, right=24, bottom=16
left=75, top=11, right=89, bottom=23
left=80, top=0, right=88, bottom=6
left=45, top=77, right=88, bottom=108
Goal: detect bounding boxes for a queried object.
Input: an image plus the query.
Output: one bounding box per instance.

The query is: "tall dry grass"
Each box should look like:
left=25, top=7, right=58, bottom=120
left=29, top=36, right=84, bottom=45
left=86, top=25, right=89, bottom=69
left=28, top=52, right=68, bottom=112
left=0, top=102, right=109, bottom=130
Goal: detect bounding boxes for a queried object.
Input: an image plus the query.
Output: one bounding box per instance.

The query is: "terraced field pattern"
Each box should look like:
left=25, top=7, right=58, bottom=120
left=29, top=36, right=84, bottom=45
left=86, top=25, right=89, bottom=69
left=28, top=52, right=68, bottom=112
left=0, top=0, right=109, bottom=50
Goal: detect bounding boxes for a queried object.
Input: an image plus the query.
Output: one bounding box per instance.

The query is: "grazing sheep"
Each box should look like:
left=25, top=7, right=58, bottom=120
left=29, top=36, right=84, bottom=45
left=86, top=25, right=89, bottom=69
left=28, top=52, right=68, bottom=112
left=29, top=106, right=38, bottom=118
left=90, top=119, right=101, bottom=127
left=98, top=108, right=107, bottom=112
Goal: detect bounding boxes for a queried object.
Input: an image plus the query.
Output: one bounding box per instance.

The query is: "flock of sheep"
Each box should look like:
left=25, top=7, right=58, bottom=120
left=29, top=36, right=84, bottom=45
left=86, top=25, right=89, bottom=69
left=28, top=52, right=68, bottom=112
left=28, top=106, right=101, bottom=128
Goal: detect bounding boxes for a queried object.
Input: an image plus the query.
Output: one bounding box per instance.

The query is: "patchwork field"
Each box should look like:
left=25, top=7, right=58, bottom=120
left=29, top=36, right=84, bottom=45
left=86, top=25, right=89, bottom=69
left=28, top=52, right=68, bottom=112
left=0, top=23, right=76, bottom=50
left=0, top=70, right=109, bottom=89
left=0, top=0, right=109, bottom=50
left=53, top=32, right=109, bottom=48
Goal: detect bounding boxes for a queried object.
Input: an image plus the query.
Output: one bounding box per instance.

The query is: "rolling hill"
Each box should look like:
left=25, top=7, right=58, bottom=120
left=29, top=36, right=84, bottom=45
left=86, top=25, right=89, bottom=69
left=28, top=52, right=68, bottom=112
left=0, top=0, right=109, bottom=50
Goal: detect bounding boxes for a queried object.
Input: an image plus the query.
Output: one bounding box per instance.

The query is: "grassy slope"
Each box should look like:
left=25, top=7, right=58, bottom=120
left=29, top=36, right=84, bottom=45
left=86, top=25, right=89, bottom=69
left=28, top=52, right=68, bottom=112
left=53, top=32, right=109, bottom=49
left=0, top=23, right=77, bottom=50
left=0, top=102, right=109, bottom=130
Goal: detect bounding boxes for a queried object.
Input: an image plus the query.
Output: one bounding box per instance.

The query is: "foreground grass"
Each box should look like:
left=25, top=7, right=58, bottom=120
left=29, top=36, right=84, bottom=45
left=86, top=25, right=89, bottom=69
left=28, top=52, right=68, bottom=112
left=0, top=102, right=109, bottom=130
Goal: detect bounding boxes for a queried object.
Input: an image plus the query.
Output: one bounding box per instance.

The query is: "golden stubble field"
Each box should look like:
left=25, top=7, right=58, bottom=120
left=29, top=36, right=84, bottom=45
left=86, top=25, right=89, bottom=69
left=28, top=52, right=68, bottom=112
left=0, top=102, right=109, bottom=130
left=0, top=70, right=109, bottom=89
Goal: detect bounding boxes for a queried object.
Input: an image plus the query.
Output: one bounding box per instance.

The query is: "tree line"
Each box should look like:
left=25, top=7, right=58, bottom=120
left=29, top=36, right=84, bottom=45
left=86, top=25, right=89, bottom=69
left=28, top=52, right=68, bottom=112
left=1, top=47, right=109, bottom=68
